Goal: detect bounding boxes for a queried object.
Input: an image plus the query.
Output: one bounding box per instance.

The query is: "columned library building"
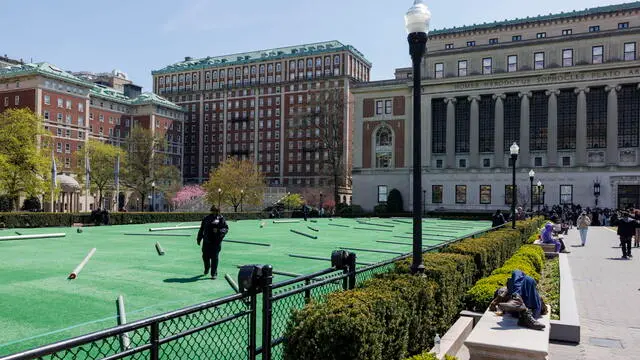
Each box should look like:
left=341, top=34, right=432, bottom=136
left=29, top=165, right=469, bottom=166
left=353, top=2, right=640, bottom=212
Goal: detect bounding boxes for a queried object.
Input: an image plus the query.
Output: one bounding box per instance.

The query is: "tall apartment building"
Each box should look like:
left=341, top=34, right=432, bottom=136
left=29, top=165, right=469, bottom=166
left=352, top=2, right=640, bottom=211
left=152, top=40, right=371, bottom=196
left=0, top=62, right=184, bottom=211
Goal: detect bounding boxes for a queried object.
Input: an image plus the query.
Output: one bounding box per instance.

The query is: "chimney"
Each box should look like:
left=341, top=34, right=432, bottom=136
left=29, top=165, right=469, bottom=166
left=184, top=56, right=193, bottom=61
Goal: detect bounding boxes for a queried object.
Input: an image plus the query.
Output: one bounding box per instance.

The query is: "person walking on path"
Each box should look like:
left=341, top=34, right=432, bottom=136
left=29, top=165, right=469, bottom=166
left=197, top=205, right=229, bottom=279
left=577, top=211, right=591, bottom=246
left=616, top=211, right=638, bottom=259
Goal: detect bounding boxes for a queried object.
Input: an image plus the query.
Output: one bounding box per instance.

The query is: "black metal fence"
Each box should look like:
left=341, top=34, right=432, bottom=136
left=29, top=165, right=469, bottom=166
left=1, top=224, right=503, bottom=360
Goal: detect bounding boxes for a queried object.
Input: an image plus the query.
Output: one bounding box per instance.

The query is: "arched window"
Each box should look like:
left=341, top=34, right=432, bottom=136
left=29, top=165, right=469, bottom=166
left=375, top=126, right=393, bottom=168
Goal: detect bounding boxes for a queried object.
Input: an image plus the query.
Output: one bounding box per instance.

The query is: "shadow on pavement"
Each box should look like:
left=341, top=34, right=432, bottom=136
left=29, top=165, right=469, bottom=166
left=163, top=274, right=208, bottom=283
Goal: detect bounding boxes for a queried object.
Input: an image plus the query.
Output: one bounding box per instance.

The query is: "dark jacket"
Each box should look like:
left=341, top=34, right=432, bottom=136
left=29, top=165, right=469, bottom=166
left=616, top=217, right=638, bottom=238
left=492, top=213, right=505, bottom=227
left=197, top=214, right=229, bottom=246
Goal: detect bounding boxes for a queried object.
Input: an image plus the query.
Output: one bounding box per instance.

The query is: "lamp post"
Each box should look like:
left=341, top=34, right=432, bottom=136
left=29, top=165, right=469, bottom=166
left=536, top=180, right=542, bottom=213
left=151, top=181, right=156, bottom=212
left=593, top=180, right=601, bottom=207
left=510, top=142, right=519, bottom=229
left=319, top=192, right=323, bottom=209
left=422, top=189, right=426, bottom=216
left=217, top=188, right=222, bottom=210
left=528, top=169, right=535, bottom=212
left=240, top=189, right=244, bottom=212
left=405, top=0, right=430, bottom=274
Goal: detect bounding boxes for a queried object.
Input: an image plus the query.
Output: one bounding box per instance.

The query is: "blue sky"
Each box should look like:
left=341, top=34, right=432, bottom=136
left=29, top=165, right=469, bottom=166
left=0, top=0, right=631, bottom=91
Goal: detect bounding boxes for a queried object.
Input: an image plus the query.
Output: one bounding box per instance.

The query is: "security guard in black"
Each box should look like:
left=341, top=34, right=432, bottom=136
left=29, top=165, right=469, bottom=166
left=197, top=206, right=229, bottom=279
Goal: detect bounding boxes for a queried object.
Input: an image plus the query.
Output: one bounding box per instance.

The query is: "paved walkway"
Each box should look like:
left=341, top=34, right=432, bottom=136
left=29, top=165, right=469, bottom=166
left=549, top=226, right=640, bottom=360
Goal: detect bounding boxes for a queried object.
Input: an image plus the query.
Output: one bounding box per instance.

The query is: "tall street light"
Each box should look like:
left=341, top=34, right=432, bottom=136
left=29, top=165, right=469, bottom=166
left=536, top=180, right=542, bottom=213
left=405, top=0, right=431, bottom=274
left=217, top=188, right=222, bottom=211
left=510, top=142, right=519, bottom=229
left=529, top=169, right=535, bottom=212
left=240, top=189, right=244, bottom=212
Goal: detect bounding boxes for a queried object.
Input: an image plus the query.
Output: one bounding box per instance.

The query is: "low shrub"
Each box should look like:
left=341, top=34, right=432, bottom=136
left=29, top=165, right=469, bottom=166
left=405, top=353, right=458, bottom=360
left=337, top=204, right=364, bottom=217
left=374, top=204, right=388, bottom=215
left=512, top=245, right=545, bottom=273
left=491, top=255, right=541, bottom=282
left=387, top=189, right=404, bottom=213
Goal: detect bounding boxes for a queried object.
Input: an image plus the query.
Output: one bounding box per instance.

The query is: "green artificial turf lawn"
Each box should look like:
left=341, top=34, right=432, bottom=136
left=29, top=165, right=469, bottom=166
left=0, top=217, right=490, bottom=356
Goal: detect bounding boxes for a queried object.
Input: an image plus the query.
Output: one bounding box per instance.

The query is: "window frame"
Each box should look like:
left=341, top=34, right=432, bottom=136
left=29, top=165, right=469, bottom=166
left=434, top=63, right=444, bottom=78
left=457, top=60, right=468, bottom=77
left=482, top=57, right=492, bottom=75
left=507, top=55, right=518, bottom=72
left=592, top=45, right=604, bottom=64
left=479, top=185, right=492, bottom=204
left=534, top=52, right=545, bottom=70
left=562, top=49, right=574, bottom=67
left=432, top=185, right=443, bottom=204
left=455, top=185, right=467, bottom=204
left=560, top=185, right=573, bottom=205
left=624, top=42, right=636, bottom=61
left=377, top=185, right=388, bottom=203
left=536, top=32, right=546, bottom=39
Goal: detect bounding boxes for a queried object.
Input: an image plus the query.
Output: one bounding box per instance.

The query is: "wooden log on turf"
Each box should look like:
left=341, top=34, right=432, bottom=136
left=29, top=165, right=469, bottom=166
left=0, top=233, right=66, bottom=241
left=307, top=226, right=319, bottom=232
left=289, top=229, right=318, bottom=239
left=225, top=274, right=240, bottom=293
left=116, top=295, right=131, bottom=351
left=124, top=233, right=191, bottom=237
left=148, top=225, right=200, bottom=232
left=273, top=220, right=302, bottom=224
left=353, top=227, right=393, bottom=233
left=68, top=248, right=96, bottom=280
left=155, top=242, right=165, bottom=256
left=356, top=221, right=395, bottom=228
left=327, top=223, right=349, bottom=228
left=309, top=219, right=318, bottom=223
left=223, top=239, right=271, bottom=247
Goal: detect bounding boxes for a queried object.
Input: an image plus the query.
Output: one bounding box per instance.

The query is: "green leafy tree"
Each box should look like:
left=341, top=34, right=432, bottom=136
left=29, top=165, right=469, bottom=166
left=76, top=139, right=125, bottom=209
left=203, top=157, right=265, bottom=212
left=387, top=189, right=404, bottom=213
left=0, top=109, right=50, bottom=210
left=121, top=127, right=181, bottom=211
left=281, top=193, right=305, bottom=210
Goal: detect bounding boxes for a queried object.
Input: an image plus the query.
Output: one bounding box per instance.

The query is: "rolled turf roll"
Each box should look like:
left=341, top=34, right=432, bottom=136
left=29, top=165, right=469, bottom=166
left=290, top=229, right=317, bottom=239
left=68, top=248, right=96, bottom=280
left=0, top=233, right=66, bottom=241
left=155, top=242, right=165, bottom=256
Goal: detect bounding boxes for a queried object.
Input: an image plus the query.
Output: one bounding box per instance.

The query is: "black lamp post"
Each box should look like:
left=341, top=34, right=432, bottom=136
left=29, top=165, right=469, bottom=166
left=594, top=180, right=601, bottom=207
left=405, top=0, right=431, bottom=275
left=510, top=142, right=519, bottom=229
left=536, top=180, right=542, bottom=213
left=422, top=189, right=426, bottom=216
left=151, top=181, right=156, bottom=212
left=319, top=192, right=323, bottom=209
left=240, top=189, right=244, bottom=212
left=528, top=169, right=535, bottom=212
left=217, top=188, right=222, bottom=210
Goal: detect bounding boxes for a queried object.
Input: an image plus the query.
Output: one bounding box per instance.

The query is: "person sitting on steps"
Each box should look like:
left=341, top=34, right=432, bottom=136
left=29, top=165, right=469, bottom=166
left=489, top=270, right=547, bottom=330
left=541, top=222, right=569, bottom=253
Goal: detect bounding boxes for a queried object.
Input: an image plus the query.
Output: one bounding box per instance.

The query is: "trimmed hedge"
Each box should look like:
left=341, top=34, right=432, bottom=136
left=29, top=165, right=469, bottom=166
left=465, top=244, right=545, bottom=312
left=0, top=211, right=273, bottom=228
left=406, top=354, right=458, bottom=360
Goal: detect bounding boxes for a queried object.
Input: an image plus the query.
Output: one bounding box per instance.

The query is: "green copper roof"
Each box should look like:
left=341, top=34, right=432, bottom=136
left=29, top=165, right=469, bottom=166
left=430, top=1, right=640, bottom=35
left=90, top=84, right=130, bottom=103
left=130, top=92, right=183, bottom=111
left=152, top=40, right=371, bottom=75
left=0, top=62, right=89, bottom=87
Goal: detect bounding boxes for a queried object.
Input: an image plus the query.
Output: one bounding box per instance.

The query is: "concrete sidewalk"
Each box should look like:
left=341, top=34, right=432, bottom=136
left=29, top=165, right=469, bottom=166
left=549, top=226, right=640, bottom=360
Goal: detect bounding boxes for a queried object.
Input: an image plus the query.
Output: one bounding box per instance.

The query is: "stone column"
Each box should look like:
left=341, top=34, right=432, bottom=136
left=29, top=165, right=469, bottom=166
left=519, top=92, right=532, bottom=167
left=493, top=94, right=506, bottom=167
left=605, top=85, right=620, bottom=165
left=445, top=98, right=456, bottom=168
left=575, top=87, right=590, bottom=166
left=546, top=90, right=560, bottom=166
left=468, top=95, right=480, bottom=168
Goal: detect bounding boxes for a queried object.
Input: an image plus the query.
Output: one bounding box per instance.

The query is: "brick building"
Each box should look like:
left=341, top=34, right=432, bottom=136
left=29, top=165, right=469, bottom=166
left=0, top=62, right=184, bottom=211
left=152, top=40, right=370, bottom=199
left=352, top=2, right=640, bottom=211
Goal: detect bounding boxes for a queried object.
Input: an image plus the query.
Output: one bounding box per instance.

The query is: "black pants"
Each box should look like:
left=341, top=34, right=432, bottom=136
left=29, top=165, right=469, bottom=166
left=621, top=236, right=632, bottom=257
left=202, top=242, right=222, bottom=275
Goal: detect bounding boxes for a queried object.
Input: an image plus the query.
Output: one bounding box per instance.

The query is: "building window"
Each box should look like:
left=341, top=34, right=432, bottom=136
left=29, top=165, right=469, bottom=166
left=480, top=185, right=491, bottom=204
left=507, top=55, right=518, bottom=72
left=44, top=95, right=50, bottom=105
left=562, top=29, right=572, bottom=35
left=466, top=41, right=476, bottom=47
left=619, top=22, right=629, bottom=29
left=618, top=85, right=640, bottom=148
left=536, top=32, right=546, bottom=39
left=458, top=159, right=466, bottom=168
left=530, top=91, right=548, bottom=151
left=377, top=185, right=388, bottom=203
left=562, top=156, right=571, bottom=167
left=558, top=90, right=577, bottom=150
left=458, top=60, right=467, bottom=77
left=432, top=185, right=443, bottom=204
left=586, top=87, right=607, bottom=149
left=14, top=96, right=19, bottom=105
left=512, top=35, right=522, bottom=41
left=57, top=98, right=63, bottom=107
left=385, top=100, right=392, bottom=114
left=436, top=159, right=443, bottom=168
left=44, top=111, right=49, bottom=120
left=375, top=126, right=393, bottom=168
left=455, top=98, right=470, bottom=153
left=534, top=157, right=543, bottom=167
left=562, top=49, right=574, bottom=67
left=455, top=185, right=467, bottom=204
left=482, top=58, right=492, bottom=75
left=534, top=52, right=545, bottom=70
left=445, top=43, right=454, bottom=49
left=479, top=95, right=495, bottom=152
left=589, top=25, right=600, bottom=32
left=432, top=98, right=447, bottom=154
left=592, top=46, right=604, bottom=64
left=503, top=94, right=521, bottom=151
left=482, top=158, right=491, bottom=168
left=560, top=185, right=573, bottom=204
left=624, top=42, right=636, bottom=61
left=375, top=100, right=383, bottom=115
left=435, top=63, right=444, bottom=78
left=505, top=185, right=516, bottom=205
left=489, top=38, right=499, bottom=45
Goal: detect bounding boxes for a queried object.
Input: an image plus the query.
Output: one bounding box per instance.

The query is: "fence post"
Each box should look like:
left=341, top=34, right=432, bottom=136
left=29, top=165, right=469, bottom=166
left=150, top=322, right=159, bottom=360
left=248, top=289, right=257, bottom=360
left=347, top=252, right=357, bottom=290
left=261, top=265, right=273, bottom=360
left=304, top=278, right=311, bottom=303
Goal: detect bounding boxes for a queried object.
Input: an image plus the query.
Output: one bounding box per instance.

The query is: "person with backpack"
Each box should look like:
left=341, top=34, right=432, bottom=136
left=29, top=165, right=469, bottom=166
left=197, top=206, right=229, bottom=279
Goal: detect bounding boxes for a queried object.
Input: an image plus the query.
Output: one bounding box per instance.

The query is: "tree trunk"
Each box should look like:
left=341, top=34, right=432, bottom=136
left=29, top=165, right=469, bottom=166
left=234, top=204, right=239, bottom=212
left=333, top=173, right=340, bottom=205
